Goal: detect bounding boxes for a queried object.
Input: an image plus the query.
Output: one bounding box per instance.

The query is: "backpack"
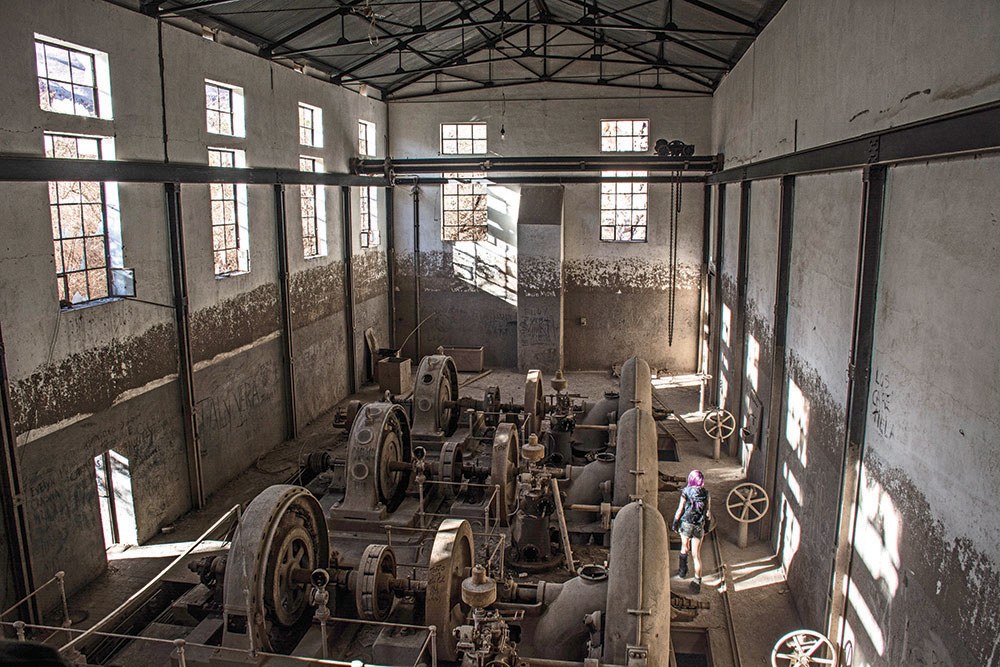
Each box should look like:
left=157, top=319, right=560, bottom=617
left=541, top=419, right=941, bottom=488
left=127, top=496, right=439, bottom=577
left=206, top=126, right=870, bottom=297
left=682, top=486, right=709, bottom=526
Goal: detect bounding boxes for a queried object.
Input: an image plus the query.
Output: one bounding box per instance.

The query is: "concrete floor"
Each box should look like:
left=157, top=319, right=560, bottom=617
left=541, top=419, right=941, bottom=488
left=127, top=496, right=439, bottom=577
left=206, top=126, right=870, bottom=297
left=58, top=368, right=802, bottom=665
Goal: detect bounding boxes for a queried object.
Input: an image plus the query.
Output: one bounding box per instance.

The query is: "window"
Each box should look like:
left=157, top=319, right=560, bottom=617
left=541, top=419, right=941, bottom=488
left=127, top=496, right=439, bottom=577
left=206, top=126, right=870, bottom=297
left=45, top=133, right=126, bottom=305
left=299, top=156, right=327, bottom=258
left=34, top=34, right=112, bottom=120
left=205, top=79, right=245, bottom=137
left=360, top=187, right=379, bottom=248
left=600, top=171, right=648, bottom=242
left=208, top=148, right=250, bottom=275
left=359, top=120, right=377, bottom=157
left=600, top=119, right=649, bottom=152
left=441, top=123, right=487, bottom=155
left=299, top=103, right=323, bottom=147
left=442, top=173, right=488, bottom=241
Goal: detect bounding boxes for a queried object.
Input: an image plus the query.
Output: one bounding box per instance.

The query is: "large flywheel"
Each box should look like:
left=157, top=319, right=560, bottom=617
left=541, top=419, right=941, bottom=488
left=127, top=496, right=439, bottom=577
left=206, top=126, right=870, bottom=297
left=424, top=519, right=475, bottom=662
left=344, top=402, right=412, bottom=513
left=490, top=423, right=520, bottom=522
left=412, top=355, right=460, bottom=438
left=222, top=485, right=330, bottom=654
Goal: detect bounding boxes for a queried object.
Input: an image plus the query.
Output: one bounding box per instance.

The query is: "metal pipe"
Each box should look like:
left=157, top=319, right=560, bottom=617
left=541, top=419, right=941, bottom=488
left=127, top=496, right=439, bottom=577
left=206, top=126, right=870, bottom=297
left=550, top=478, right=575, bottom=574
left=273, top=184, right=298, bottom=438
left=165, top=183, right=204, bottom=509
left=60, top=505, right=240, bottom=655
left=393, top=175, right=707, bottom=185
left=341, top=186, right=358, bottom=394
left=356, top=154, right=719, bottom=175
left=731, top=181, right=751, bottom=459
left=0, top=155, right=388, bottom=187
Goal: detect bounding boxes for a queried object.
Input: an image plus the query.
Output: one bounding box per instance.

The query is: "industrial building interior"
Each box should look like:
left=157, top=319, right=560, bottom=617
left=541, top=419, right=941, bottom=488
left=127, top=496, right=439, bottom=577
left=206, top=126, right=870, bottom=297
left=0, top=0, right=997, bottom=665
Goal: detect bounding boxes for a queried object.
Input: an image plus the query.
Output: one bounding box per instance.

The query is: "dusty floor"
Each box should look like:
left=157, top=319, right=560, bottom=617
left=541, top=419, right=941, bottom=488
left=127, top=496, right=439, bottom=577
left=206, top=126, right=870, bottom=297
left=55, top=367, right=802, bottom=665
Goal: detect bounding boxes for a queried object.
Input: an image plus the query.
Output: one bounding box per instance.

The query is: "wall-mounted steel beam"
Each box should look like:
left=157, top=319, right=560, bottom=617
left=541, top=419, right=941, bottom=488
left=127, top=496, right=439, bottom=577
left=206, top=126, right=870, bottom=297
left=273, top=185, right=298, bottom=439
left=164, top=183, right=204, bottom=510
left=707, top=102, right=1000, bottom=183
left=709, top=183, right=726, bottom=404
left=394, top=174, right=707, bottom=185
left=826, top=165, right=887, bottom=657
left=0, top=321, right=37, bottom=622
left=341, top=187, right=358, bottom=395
left=761, top=174, right=794, bottom=541
left=731, top=180, right=751, bottom=458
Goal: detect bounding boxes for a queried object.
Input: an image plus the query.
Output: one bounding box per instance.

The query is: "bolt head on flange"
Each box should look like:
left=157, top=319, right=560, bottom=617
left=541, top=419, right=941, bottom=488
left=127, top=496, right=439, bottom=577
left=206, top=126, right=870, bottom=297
left=461, top=565, right=497, bottom=608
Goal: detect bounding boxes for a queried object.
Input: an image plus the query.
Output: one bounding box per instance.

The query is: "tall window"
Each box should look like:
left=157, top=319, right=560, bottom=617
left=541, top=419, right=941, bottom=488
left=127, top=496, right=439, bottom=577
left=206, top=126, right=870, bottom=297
left=600, top=119, right=649, bottom=152
left=358, top=120, right=376, bottom=157
left=44, top=133, right=125, bottom=305
left=600, top=119, right=649, bottom=242
left=205, top=79, right=245, bottom=137
left=360, top=187, right=379, bottom=248
left=442, top=174, right=488, bottom=241
left=299, top=156, right=327, bottom=258
left=34, top=35, right=113, bottom=120
left=299, top=103, right=323, bottom=147
left=441, top=123, right=487, bottom=155
left=600, top=171, right=648, bottom=242
left=208, top=148, right=250, bottom=275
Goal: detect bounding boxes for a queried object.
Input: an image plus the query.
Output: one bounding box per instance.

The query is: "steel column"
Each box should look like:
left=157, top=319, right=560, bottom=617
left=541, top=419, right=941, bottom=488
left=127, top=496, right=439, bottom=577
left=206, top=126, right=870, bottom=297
left=709, top=184, right=726, bottom=405
left=0, top=322, right=37, bottom=622
left=411, top=187, right=422, bottom=359
left=731, top=181, right=751, bottom=458
left=165, top=183, right=204, bottom=510
left=826, top=166, right=887, bottom=655
left=272, top=185, right=298, bottom=439
left=697, top=184, right=712, bottom=381
left=341, top=187, right=358, bottom=395
left=760, top=175, right=795, bottom=541
left=385, top=185, right=397, bottom=349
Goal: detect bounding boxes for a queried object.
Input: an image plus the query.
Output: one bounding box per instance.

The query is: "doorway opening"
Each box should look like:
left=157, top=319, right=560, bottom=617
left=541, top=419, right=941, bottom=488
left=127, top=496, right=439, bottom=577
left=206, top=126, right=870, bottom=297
left=94, top=449, right=138, bottom=549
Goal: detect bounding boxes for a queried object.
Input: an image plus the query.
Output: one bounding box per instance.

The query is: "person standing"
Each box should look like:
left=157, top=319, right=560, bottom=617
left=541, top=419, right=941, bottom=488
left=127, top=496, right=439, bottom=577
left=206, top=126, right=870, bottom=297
left=672, top=469, right=711, bottom=592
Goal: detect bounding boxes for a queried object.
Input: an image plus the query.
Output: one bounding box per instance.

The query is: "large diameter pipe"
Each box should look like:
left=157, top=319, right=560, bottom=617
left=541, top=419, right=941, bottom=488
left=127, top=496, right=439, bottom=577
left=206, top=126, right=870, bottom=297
left=525, top=574, right=608, bottom=661
left=619, top=357, right=652, bottom=416
left=614, top=409, right=659, bottom=509
left=604, top=501, right=671, bottom=667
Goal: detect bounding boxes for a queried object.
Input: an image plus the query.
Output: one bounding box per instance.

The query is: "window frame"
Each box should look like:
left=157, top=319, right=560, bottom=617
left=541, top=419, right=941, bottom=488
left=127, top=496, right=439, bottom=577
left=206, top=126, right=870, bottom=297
left=205, top=79, right=246, bottom=137
left=34, top=34, right=113, bottom=120
left=299, top=156, right=327, bottom=259
left=208, top=147, right=250, bottom=275
left=44, top=132, right=126, bottom=307
left=600, top=119, right=649, bottom=153
left=441, top=173, right=488, bottom=241
left=440, top=123, right=487, bottom=155
left=359, top=186, right=379, bottom=248
left=358, top=120, right=377, bottom=158
left=299, top=102, right=323, bottom=148
left=600, top=170, right=648, bottom=243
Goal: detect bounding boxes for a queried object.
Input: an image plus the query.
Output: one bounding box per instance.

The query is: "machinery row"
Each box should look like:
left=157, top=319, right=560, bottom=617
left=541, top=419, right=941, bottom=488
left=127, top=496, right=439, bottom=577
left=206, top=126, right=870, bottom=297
left=91, top=356, right=681, bottom=667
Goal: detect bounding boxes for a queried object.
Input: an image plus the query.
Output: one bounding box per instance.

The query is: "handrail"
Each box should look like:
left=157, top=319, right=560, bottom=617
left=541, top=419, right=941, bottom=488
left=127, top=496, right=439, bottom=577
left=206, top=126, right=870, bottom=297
left=60, top=504, right=241, bottom=655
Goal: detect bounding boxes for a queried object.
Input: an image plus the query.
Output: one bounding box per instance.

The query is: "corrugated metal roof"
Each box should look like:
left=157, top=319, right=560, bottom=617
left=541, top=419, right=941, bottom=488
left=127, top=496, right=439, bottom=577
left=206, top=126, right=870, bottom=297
left=152, top=0, right=785, bottom=98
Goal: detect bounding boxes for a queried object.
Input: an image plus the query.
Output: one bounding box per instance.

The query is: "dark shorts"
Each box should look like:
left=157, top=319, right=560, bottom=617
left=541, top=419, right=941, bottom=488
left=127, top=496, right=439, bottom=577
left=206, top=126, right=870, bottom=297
left=680, top=521, right=704, bottom=540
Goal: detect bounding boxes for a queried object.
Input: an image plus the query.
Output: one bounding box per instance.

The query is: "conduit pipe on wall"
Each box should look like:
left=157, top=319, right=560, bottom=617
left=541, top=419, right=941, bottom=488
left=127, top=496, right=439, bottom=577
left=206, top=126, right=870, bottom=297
left=164, top=183, right=205, bottom=510
left=411, top=186, right=421, bottom=359
left=272, top=185, right=298, bottom=439
left=341, top=186, right=357, bottom=395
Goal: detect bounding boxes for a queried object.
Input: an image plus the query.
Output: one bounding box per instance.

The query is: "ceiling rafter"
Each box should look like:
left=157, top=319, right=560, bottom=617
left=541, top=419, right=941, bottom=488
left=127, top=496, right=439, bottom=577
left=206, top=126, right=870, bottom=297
left=388, top=75, right=706, bottom=99
left=681, top=0, right=758, bottom=30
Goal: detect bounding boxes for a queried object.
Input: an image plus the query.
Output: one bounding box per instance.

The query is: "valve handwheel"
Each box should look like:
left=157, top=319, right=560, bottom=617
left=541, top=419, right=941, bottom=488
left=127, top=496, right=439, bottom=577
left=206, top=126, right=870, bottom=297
left=771, top=629, right=836, bottom=666
left=726, top=482, right=770, bottom=524
left=703, top=408, right=736, bottom=440
left=727, top=481, right=770, bottom=549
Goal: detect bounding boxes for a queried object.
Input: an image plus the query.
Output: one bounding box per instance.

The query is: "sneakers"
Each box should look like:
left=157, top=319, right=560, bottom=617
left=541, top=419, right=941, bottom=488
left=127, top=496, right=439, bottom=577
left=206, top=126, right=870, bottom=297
left=677, top=553, right=689, bottom=579
left=690, top=577, right=702, bottom=593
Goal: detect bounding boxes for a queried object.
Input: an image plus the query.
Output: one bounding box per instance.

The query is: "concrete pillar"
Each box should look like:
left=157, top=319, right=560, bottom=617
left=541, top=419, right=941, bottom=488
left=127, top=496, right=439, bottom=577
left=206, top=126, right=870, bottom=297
left=517, top=186, right=564, bottom=372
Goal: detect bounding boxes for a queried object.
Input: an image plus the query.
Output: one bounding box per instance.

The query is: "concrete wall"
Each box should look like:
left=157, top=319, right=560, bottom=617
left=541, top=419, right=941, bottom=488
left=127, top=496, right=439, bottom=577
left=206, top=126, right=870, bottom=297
left=389, top=95, right=711, bottom=370
left=0, top=0, right=387, bottom=603
left=711, top=0, right=1000, bottom=664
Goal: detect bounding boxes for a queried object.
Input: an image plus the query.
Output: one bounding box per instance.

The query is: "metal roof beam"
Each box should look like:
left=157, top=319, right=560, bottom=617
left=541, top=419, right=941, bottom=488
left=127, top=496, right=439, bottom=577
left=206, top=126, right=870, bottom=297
left=681, top=0, right=758, bottom=30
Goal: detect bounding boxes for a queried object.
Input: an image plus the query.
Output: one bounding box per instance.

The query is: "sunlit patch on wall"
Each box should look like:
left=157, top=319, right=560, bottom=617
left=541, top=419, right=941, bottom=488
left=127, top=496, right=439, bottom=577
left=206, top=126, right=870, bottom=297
left=722, top=303, right=732, bottom=347
left=745, top=333, right=760, bottom=391
left=785, top=377, right=810, bottom=468
left=855, top=466, right=901, bottom=597
left=778, top=495, right=801, bottom=571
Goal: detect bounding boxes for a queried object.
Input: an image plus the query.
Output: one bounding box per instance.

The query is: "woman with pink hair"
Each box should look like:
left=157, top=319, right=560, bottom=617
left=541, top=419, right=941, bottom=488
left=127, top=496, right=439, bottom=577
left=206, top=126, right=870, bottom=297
left=672, top=469, right=712, bottom=592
